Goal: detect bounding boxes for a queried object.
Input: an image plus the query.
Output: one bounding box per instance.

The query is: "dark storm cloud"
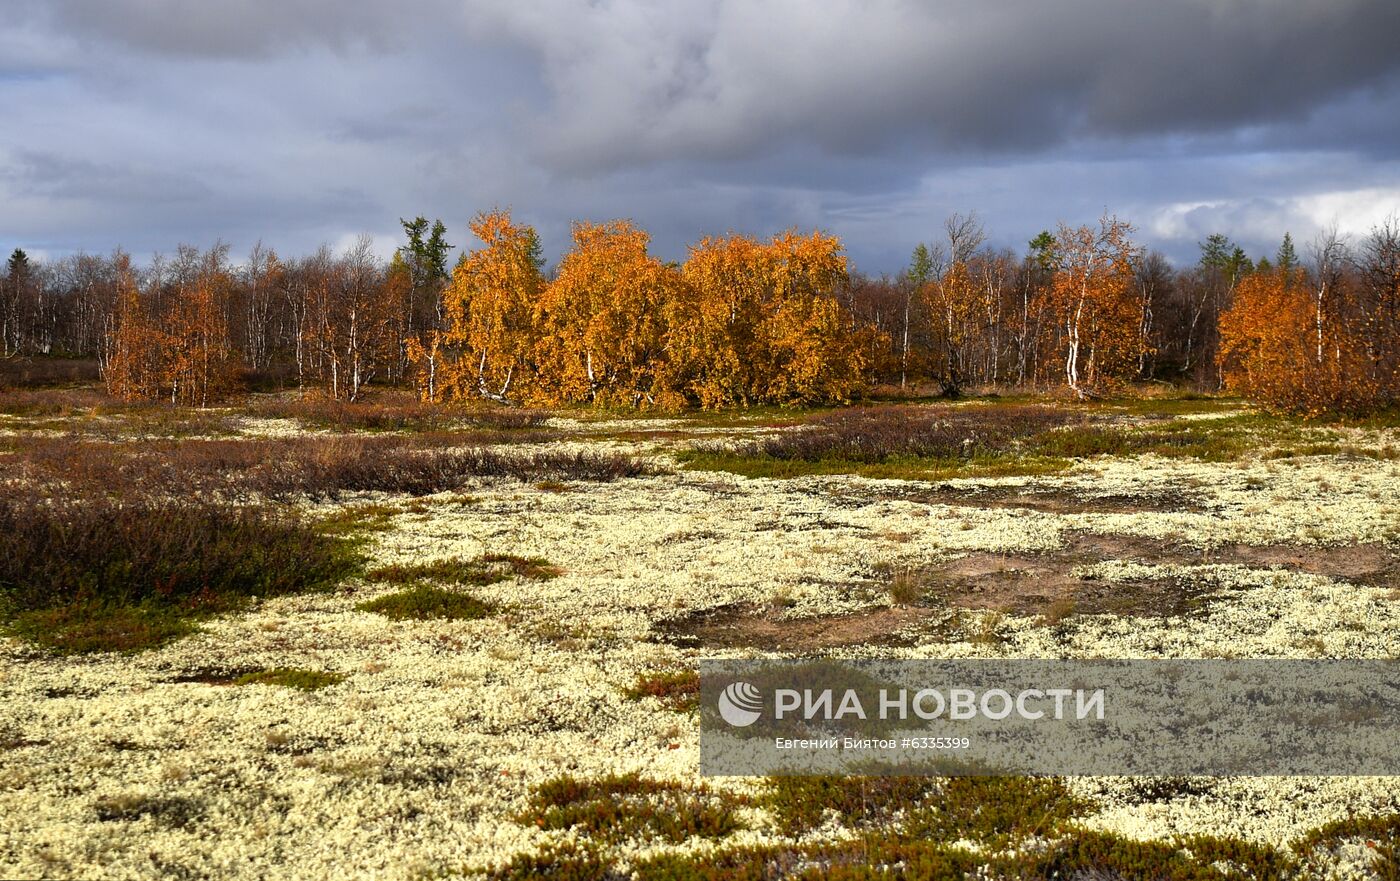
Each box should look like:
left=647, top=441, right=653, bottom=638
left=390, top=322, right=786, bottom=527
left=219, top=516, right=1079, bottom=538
left=3, top=0, right=1400, bottom=271
left=458, top=0, right=1400, bottom=169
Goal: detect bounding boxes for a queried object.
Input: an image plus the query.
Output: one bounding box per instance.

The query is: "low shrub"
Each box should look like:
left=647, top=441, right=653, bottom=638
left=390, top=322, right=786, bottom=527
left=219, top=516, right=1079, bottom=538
left=1032, top=423, right=1252, bottom=461
left=1294, top=813, right=1400, bottom=878
left=0, top=491, right=363, bottom=653
left=760, top=775, right=943, bottom=836
left=489, top=842, right=618, bottom=881
left=2, top=434, right=654, bottom=501
left=366, top=554, right=562, bottom=586
left=682, top=405, right=1294, bottom=479
left=518, top=773, right=743, bottom=845
left=356, top=585, right=496, bottom=621
left=0, top=386, right=111, bottom=416
left=1034, top=829, right=1291, bottom=880
left=248, top=395, right=551, bottom=433
left=252, top=440, right=654, bottom=499
left=625, top=670, right=700, bottom=712
left=634, top=838, right=981, bottom=881
left=903, top=776, right=1090, bottom=844
left=745, top=405, right=1081, bottom=463
left=0, top=356, right=100, bottom=389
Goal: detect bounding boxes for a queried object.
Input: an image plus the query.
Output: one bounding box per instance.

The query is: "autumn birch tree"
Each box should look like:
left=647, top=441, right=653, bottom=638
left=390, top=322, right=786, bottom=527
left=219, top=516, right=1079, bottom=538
left=1042, top=215, right=1145, bottom=397
left=427, top=210, right=545, bottom=404
left=535, top=220, right=679, bottom=406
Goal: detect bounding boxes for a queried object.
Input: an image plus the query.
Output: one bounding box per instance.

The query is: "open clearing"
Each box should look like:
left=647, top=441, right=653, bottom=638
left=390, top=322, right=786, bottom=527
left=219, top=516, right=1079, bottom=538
left=2, top=394, right=1400, bottom=878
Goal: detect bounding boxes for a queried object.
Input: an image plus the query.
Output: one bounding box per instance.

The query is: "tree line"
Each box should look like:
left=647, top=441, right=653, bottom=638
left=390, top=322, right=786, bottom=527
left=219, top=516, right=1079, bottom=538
left=2, top=210, right=1397, bottom=414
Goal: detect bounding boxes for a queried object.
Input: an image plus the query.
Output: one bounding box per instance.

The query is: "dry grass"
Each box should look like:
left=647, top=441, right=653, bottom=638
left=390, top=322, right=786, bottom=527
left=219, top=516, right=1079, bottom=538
left=247, top=394, right=551, bottom=432
left=884, top=566, right=927, bottom=606
left=746, top=404, right=1083, bottom=463
left=0, top=357, right=101, bottom=389
left=2, top=434, right=654, bottom=500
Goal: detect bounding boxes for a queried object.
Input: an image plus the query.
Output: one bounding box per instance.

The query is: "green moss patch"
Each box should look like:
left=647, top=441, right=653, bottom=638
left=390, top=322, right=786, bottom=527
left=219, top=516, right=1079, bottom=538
left=312, top=503, right=400, bottom=537
left=366, top=553, right=562, bottom=587
left=233, top=668, right=346, bottom=691
left=760, top=775, right=942, bottom=836
left=356, top=585, right=497, bottom=621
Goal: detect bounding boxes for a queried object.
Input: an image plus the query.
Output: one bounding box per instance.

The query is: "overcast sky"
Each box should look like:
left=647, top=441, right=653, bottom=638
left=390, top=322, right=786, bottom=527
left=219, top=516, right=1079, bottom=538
left=5, top=0, right=1400, bottom=273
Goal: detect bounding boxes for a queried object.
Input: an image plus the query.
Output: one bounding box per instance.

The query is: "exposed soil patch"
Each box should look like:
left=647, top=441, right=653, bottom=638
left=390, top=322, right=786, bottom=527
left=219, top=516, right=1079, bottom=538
left=925, top=534, right=1396, bottom=618
left=652, top=535, right=1395, bottom=650
left=928, top=552, right=1076, bottom=613
left=1065, top=533, right=1397, bottom=582
left=823, top=483, right=1205, bottom=515
left=1, top=733, right=48, bottom=750
left=1213, top=542, right=1396, bottom=582
left=166, top=668, right=261, bottom=686
left=926, top=551, right=1208, bottom=618
left=655, top=603, right=935, bottom=651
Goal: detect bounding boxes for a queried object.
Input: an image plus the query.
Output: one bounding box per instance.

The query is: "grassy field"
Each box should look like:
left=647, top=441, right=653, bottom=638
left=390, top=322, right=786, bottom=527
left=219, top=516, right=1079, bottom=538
left=2, top=385, right=1399, bottom=879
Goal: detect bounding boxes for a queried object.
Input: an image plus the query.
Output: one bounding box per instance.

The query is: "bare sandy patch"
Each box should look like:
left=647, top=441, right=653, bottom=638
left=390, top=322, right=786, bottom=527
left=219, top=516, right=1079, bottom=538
left=655, top=602, right=935, bottom=651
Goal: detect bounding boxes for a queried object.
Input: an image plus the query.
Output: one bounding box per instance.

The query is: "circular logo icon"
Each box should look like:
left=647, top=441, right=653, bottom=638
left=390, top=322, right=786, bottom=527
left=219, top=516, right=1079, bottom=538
left=717, top=681, right=763, bottom=727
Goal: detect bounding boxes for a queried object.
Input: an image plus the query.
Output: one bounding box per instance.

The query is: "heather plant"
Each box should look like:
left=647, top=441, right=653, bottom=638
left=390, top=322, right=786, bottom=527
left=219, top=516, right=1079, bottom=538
left=2, top=433, right=651, bottom=501
left=742, top=405, right=1081, bottom=462
left=248, top=394, right=550, bottom=432
left=0, top=491, right=363, bottom=653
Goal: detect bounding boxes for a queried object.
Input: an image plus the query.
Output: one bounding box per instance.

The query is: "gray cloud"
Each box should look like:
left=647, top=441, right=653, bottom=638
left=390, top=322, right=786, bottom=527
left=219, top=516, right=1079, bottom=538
left=462, top=0, right=1400, bottom=169
left=14, top=0, right=445, bottom=57
left=3, top=0, right=1400, bottom=272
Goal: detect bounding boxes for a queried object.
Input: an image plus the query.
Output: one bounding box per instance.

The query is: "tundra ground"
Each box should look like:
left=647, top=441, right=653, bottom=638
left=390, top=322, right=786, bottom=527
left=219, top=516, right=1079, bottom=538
left=2, top=391, right=1399, bottom=879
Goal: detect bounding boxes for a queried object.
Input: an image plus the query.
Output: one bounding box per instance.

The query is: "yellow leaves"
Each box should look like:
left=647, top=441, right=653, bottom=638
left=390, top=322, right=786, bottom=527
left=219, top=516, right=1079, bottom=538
left=533, top=219, right=679, bottom=406
left=436, top=210, right=547, bottom=403
left=677, top=230, right=863, bottom=407
left=428, top=221, right=866, bottom=409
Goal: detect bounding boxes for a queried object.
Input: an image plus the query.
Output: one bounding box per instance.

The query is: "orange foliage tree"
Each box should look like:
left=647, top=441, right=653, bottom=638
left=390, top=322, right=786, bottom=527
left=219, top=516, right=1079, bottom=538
left=1040, top=215, right=1146, bottom=397
left=1218, top=266, right=1380, bottom=415
left=427, top=217, right=869, bottom=409
left=165, top=267, right=236, bottom=406
left=535, top=220, right=680, bottom=407
left=675, top=230, right=868, bottom=407
left=418, top=209, right=545, bottom=403
left=103, top=253, right=164, bottom=401
left=103, top=247, right=235, bottom=405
